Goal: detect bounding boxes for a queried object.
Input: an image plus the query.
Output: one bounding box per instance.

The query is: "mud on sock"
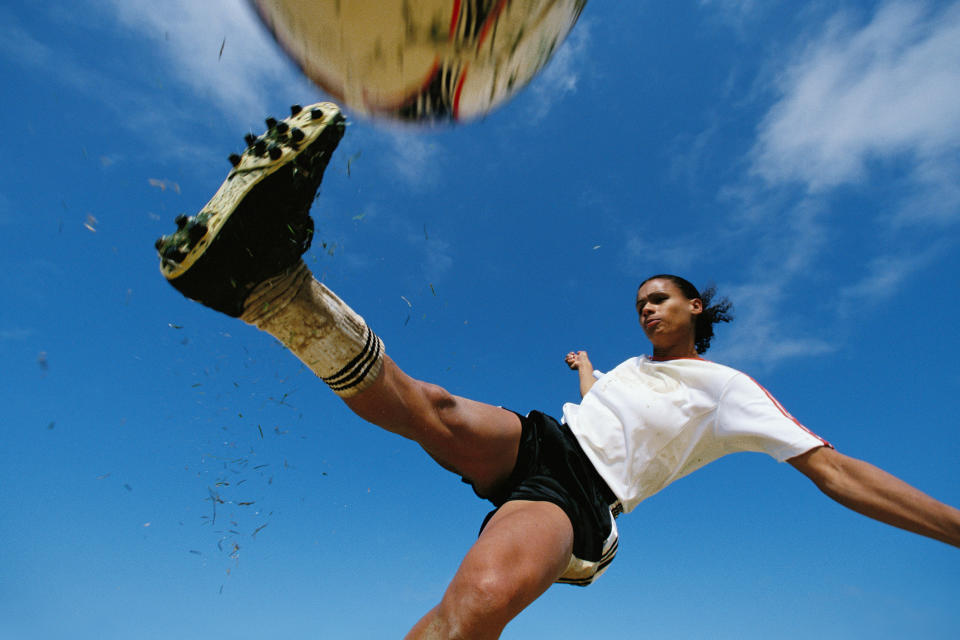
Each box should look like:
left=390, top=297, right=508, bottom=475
left=240, top=261, right=384, bottom=397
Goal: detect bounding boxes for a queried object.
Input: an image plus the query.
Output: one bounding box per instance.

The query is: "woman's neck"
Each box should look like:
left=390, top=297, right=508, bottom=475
left=651, top=340, right=698, bottom=361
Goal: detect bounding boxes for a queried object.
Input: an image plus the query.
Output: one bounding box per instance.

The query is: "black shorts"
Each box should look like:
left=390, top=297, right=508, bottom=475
left=480, top=410, right=620, bottom=585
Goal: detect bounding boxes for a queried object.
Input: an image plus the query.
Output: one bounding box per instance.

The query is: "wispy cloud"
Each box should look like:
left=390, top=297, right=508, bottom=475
left=750, top=1, right=960, bottom=202
left=0, top=15, right=110, bottom=100
left=524, top=16, right=591, bottom=122
left=98, top=0, right=306, bottom=122
left=381, top=130, right=445, bottom=190
left=698, top=0, right=762, bottom=31
left=0, top=328, right=35, bottom=341
left=711, top=280, right=835, bottom=369
left=682, top=1, right=960, bottom=368
left=839, top=241, right=949, bottom=309
left=0, top=1, right=304, bottom=167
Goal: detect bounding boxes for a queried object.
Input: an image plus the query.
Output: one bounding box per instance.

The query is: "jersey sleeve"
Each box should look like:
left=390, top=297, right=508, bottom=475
left=716, top=373, right=830, bottom=462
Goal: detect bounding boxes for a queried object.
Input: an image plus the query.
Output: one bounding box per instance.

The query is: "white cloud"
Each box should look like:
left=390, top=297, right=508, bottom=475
left=0, top=16, right=108, bottom=98
left=97, top=0, right=306, bottom=122
left=0, top=328, right=35, bottom=341
left=623, top=233, right=699, bottom=275
left=839, top=242, right=947, bottom=307
left=699, top=0, right=761, bottom=30
left=381, top=130, right=444, bottom=190
left=692, top=2, right=960, bottom=369
left=710, top=280, right=836, bottom=370
left=0, top=1, right=310, bottom=168
left=750, top=1, right=960, bottom=200
left=524, top=17, right=591, bottom=122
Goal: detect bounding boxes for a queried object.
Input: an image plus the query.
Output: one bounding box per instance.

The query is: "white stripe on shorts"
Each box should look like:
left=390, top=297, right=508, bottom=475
left=555, top=509, right=619, bottom=587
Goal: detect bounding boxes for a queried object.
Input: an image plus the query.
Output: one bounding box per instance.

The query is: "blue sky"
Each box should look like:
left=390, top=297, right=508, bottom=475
left=2, top=1, right=959, bottom=638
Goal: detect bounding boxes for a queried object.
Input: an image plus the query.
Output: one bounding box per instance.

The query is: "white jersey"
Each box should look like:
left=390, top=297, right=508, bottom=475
left=562, top=356, right=828, bottom=514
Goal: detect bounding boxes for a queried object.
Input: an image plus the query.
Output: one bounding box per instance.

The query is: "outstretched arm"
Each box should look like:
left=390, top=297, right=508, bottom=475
left=789, top=446, right=960, bottom=548
left=564, top=350, right=596, bottom=398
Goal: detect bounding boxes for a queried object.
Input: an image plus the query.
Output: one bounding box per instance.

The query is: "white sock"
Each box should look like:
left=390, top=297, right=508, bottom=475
left=240, top=261, right=384, bottom=397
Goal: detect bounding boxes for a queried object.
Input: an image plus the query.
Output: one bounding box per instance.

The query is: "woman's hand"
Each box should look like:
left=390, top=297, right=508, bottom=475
left=565, top=350, right=592, bottom=371
left=565, top=351, right=596, bottom=397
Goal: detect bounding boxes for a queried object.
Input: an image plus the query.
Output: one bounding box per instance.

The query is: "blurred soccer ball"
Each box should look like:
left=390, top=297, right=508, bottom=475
left=251, top=0, right=586, bottom=123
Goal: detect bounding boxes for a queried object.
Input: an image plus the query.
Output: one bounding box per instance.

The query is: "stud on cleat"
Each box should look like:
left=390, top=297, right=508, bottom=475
left=244, top=133, right=257, bottom=146
left=229, top=154, right=242, bottom=167
left=155, top=236, right=165, bottom=251
left=163, top=245, right=186, bottom=263
left=157, top=102, right=345, bottom=317
left=290, top=104, right=302, bottom=116
left=265, top=117, right=278, bottom=129
left=188, top=223, right=207, bottom=243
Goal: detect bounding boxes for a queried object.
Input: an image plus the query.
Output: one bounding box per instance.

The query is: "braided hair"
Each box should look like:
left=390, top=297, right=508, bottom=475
left=639, top=275, right=734, bottom=354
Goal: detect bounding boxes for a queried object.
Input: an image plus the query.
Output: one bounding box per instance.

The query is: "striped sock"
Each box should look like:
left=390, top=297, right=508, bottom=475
left=240, top=261, right=384, bottom=397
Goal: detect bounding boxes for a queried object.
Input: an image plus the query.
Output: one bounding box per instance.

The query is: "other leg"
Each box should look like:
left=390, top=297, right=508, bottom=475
left=406, top=500, right=575, bottom=640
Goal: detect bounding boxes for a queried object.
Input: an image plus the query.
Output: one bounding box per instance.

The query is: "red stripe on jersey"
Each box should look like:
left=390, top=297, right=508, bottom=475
left=743, top=374, right=831, bottom=448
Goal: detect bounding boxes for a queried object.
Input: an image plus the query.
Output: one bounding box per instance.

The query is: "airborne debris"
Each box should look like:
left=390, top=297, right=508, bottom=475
left=84, top=214, right=98, bottom=232
left=346, top=151, right=361, bottom=177
left=218, top=38, right=225, bottom=60
left=148, top=178, right=181, bottom=194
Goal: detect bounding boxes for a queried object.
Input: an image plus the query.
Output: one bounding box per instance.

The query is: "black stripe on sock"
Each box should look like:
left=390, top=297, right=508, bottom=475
left=323, top=329, right=382, bottom=392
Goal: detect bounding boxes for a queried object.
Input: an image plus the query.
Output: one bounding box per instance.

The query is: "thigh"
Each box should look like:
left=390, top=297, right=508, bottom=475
left=413, top=500, right=574, bottom=639
left=344, top=355, right=523, bottom=495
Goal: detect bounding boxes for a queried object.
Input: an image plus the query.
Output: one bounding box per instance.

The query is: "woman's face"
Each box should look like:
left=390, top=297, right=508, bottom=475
left=636, top=279, right=702, bottom=353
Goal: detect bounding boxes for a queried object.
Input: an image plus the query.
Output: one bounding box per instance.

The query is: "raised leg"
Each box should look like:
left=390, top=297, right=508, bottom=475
left=243, top=266, right=524, bottom=494
left=343, top=355, right=522, bottom=495
left=406, top=500, right=575, bottom=640
left=155, top=103, right=557, bottom=632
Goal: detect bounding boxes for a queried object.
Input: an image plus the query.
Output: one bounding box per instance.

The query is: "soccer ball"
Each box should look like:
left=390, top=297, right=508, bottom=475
left=251, top=0, right=586, bottom=123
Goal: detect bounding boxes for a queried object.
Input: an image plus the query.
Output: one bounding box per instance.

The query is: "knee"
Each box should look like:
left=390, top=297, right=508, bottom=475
left=417, top=381, right=461, bottom=427
left=419, top=381, right=455, bottom=409
left=435, top=570, right=517, bottom=639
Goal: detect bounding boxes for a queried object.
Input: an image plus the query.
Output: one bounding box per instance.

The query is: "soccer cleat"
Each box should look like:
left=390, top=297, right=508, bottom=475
left=156, top=102, right=345, bottom=317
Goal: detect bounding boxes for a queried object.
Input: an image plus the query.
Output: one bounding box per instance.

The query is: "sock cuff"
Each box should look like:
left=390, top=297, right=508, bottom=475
left=321, top=326, right=385, bottom=397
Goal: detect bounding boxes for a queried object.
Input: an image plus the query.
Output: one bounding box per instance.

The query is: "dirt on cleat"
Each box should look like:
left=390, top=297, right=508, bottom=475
left=156, top=102, right=345, bottom=317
